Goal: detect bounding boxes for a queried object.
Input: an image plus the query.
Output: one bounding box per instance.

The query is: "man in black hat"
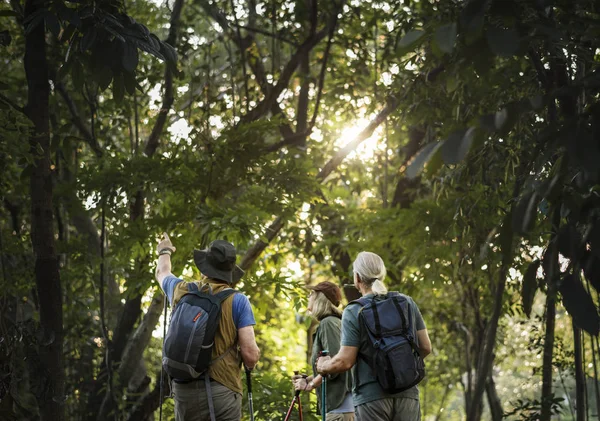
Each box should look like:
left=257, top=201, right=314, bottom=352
left=155, top=233, right=260, bottom=421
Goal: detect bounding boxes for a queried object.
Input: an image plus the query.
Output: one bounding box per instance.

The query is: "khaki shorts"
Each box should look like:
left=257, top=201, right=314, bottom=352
left=173, top=379, right=242, bottom=421
left=356, top=398, right=420, bottom=421
left=327, top=412, right=355, bottom=421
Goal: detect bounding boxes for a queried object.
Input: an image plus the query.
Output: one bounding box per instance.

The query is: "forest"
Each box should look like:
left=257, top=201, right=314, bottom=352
left=1, top=0, right=600, bottom=420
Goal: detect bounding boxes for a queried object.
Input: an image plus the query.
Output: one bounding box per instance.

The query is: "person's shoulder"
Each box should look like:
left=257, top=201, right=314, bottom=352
left=342, top=302, right=362, bottom=317
left=232, top=291, right=252, bottom=305
left=320, top=315, right=341, bottom=326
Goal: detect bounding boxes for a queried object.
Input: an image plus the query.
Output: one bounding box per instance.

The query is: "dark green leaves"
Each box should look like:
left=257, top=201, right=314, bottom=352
left=486, top=26, right=521, bottom=57
left=407, top=128, right=482, bottom=178
left=406, top=142, right=442, bottom=179
left=121, top=42, right=139, bottom=73
left=559, top=273, right=600, bottom=336
left=112, top=72, right=125, bottom=103
left=71, top=60, right=84, bottom=90
left=441, top=129, right=471, bottom=165
left=397, top=30, right=426, bottom=53
left=522, top=260, right=540, bottom=318
left=512, top=191, right=540, bottom=235
left=80, top=27, right=97, bottom=52
left=434, top=23, right=457, bottom=54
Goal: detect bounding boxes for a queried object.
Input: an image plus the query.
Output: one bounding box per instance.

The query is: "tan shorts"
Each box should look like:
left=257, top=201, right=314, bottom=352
left=356, top=398, right=420, bottom=421
left=172, top=379, right=242, bottom=421
left=327, top=412, right=355, bottom=421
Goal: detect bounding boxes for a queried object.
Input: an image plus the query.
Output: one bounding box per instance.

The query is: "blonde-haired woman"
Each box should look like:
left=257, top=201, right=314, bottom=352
left=316, top=251, right=432, bottom=421
left=292, top=281, right=354, bottom=421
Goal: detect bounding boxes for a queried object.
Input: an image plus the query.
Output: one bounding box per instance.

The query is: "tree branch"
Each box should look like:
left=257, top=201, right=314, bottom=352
left=237, top=216, right=285, bottom=274
left=97, top=294, right=164, bottom=421
left=143, top=0, right=185, bottom=157
left=0, top=92, right=24, bottom=114
left=55, top=82, right=103, bottom=158
left=231, top=22, right=298, bottom=46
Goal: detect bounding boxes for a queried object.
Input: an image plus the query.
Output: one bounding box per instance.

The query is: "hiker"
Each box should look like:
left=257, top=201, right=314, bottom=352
left=316, top=251, right=432, bottom=421
left=292, top=281, right=354, bottom=421
left=155, top=233, right=260, bottom=421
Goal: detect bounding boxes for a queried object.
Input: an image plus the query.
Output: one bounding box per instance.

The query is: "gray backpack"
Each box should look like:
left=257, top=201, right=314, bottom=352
left=162, top=283, right=237, bottom=381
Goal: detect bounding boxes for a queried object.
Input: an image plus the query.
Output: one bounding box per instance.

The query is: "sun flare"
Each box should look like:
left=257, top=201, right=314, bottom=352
left=335, top=117, right=386, bottom=161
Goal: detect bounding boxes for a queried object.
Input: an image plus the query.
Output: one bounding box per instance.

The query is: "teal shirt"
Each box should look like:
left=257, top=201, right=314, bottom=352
left=341, top=293, right=426, bottom=406
left=312, top=316, right=353, bottom=413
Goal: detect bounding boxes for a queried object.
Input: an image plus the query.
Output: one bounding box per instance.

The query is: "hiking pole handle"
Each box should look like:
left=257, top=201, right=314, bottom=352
left=245, top=367, right=253, bottom=394
left=245, top=367, right=254, bottom=421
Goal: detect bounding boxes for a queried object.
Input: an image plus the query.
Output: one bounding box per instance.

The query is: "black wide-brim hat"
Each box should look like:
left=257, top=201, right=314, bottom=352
left=193, top=239, right=244, bottom=284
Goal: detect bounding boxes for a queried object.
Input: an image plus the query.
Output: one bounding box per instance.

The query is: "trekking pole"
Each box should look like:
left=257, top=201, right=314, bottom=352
left=284, top=371, right=307, bottom=421
left=320, top=350, right=329, bottom=421
left=245, top=367, right=255, bottom=421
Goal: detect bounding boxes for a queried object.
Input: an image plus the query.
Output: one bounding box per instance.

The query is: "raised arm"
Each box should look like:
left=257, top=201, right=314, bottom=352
left=155, top=232, right=176, bottom=288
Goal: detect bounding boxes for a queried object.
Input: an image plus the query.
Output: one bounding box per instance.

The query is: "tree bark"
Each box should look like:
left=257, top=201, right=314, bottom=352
left=573, top=322, right=586, bottom=421
left=24, top=0, right=64, bottom=419
left=485, top=372, right=503, bottom=421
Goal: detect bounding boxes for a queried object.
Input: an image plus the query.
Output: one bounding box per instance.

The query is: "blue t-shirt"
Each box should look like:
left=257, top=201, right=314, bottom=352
left=162, top=275, right=256, bottom=329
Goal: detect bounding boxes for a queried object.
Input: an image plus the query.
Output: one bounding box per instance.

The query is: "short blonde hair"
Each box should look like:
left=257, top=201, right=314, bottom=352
left=311, top=291, right=342, bottom=320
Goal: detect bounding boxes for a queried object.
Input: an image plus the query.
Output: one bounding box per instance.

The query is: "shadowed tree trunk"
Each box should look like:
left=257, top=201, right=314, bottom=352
left=573, top=322, right=586, bottom=421
left=24, top=0, right=64, bottom=419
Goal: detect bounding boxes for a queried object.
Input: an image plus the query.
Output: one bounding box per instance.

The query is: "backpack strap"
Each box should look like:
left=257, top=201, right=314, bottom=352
left=205, top=375, right=216, bottom=421
left=390, top=295, right=421, bottom=355
left=213, top=288, right=237, bottom=303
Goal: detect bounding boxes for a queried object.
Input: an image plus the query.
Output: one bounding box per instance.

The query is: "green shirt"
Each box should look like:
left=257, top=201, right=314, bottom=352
left=341, top=293, right=426, bottom=406
left=312, top=315, right=353, bottom=413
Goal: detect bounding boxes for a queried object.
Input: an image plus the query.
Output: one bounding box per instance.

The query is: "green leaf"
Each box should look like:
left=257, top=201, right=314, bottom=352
left=123, top=71, right=137, bottom=95
left=44, top=13, right=61, bottom=38
left=440, top=129, right=471, bottom=165
left=406, top=142, right=442, bottom=179
left=512, top=191, right=539, bottom=235
left=0, top=81, right=9, bottom=90
left=95, top=66, right=113, bottom=92
left=559, top=273, right=600, bottom=335
left=0, top=10, right=18, bottom=17
left=112, top=72, right=125, bottom=103
left=103, top=24, right=126, bottom=43
left=434, top=23, right=457, bottom=54
left=529, top=94, right=545, bottom=110
left=522, top=260, right=540, bottom=318
left=80, top=27, right=97, bottom=52
left=161, top=42, right=178, bottom=64
left=121, top=41, right=139, bottom=72
left=397, top=30, right=426, bottom=53
left=425, top=145, right=443, bottom=176
left=71, top=60, right=84, bottom=91
left=486, top=26, right=520, bottom=57
left=446, top=75, right=459, bottom=92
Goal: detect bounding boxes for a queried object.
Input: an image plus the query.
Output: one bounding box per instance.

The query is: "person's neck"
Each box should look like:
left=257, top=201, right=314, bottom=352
left=360, top=287, right=374, bottom=296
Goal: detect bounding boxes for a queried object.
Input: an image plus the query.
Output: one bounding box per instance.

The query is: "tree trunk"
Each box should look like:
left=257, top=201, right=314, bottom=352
left=24, top=0, right=64, bottom=419
left=485, top=372, right=503, bottom=421
left=539, top=286, right=557, bottom=421
left=573, top=322, right=586, bottom=421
